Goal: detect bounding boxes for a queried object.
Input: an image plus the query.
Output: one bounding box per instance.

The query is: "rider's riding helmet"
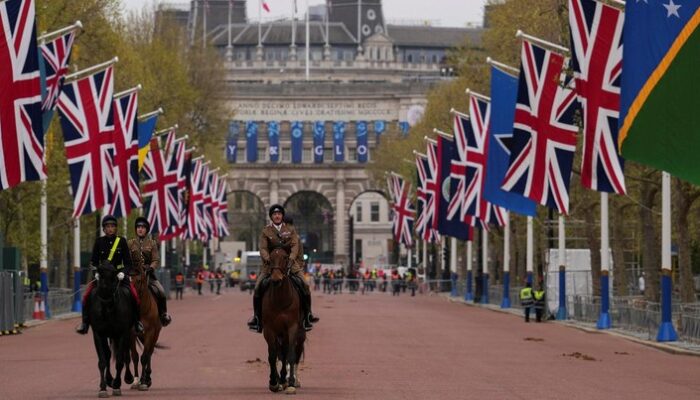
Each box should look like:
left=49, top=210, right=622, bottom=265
left=269, top=204, right=285, bottom=219
left=101, top=214, right=118, bottom=227
left=134, top=216, right=150, bottom=231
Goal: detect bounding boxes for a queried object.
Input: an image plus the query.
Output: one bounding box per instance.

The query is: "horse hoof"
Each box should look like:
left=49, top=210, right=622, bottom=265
left=98, top=390, right=109, bottom=398
left=269, top=384, right=282, bottom=393
left=285, top=386, right=297, bottom=395
left=130, top=377, right=139, bottom=390
left=138, top=384, right=149, bottom=391
left=124, top=376, right=133, bottom=385
left=112, top=389, right=122, bottom=396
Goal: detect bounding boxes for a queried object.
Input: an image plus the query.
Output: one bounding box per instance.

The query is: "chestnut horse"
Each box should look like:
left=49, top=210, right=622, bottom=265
left=262, top=247, right=306, bottom=394
left=124, top=263, right=162, bottom=391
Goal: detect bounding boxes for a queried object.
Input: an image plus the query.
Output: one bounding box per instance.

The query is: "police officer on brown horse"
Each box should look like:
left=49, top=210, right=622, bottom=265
left=128, top=216, right=172, bottom=326
left=247, top=204, right=319, bottom=333
left=76, top=215, right=144, bottom=335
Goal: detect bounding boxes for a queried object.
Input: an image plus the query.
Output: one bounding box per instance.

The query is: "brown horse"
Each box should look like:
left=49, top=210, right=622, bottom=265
left=124, top=263, right=162, bottom=391
left=262, top=247, right=306, bottom=394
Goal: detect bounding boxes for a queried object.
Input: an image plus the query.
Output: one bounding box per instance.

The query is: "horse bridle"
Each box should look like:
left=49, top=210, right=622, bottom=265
left=269, top=248, right=292, bottom=276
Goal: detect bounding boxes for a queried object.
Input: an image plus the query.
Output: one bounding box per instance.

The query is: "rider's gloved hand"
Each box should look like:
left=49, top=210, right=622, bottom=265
left=117, top=272, right=125, bottom=281
left=95, top=273, right=100, bottom=280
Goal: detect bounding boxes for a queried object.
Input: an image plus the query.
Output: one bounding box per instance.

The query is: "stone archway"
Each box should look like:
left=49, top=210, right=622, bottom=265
left=283, top=191, right=335, bottom=264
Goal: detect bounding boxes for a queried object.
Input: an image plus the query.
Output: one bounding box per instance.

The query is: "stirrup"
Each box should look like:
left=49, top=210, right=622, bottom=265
left=303, top=318, right=313, bottom=331
left=308, top=313, right=319, bottom=323
left=76, top=322, right=89, bottom=335
left=160, top=313, right=172, bottom=327
left=135, top=321, right=144, bottom=334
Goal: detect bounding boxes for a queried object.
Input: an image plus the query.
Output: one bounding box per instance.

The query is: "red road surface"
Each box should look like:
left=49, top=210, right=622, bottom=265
left=1, top=288, right=699, bottom=399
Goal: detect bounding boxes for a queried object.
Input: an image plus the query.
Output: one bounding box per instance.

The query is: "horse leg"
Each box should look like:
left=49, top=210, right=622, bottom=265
left=130, top=337, right=140, bottom=389
left=285, top=327, right=298, bottom=394
left=124, top=334, right=135, bottom=385
left=279, top=342, right=288, bottom=389
left=138, top=349, right=152, bottom=391
left=93, top=334, right=109, bottom=398
left=112, top=335, right=128, bottom=396
left=104, top=339, right=114, bottom=389
left=266, top=340, right=281, bottom=392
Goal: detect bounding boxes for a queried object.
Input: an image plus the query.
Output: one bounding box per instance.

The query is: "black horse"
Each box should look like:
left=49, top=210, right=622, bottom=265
left=88, top=261, right=136, bottom=398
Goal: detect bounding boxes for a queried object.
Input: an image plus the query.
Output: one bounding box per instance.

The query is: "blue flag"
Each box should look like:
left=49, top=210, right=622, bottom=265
left=333, top=121, right=346, bottom=162
left=137, top=115, right=158, bottom=170
left=438, top=136, right=472, bottom=240
left=374, top=120, right=386, bottom=144
left=226, top=121, right=239, bottom=163
left=356, top=121, right=369, bottom=163
left=246, top=121, right=258, bottom=162
left=313, top=121, right=325, bottom=163
left=484, top=66, right=537, bottom=217
left=267, top=121, right=280, bottom=163
left=291, top=121, right=304, bottom=164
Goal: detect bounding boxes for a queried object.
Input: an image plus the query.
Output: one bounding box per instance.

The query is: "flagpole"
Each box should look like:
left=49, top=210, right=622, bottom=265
left=501, top=211, right=511, bottom=308
left=37, top=20, right=82, bottom=43
left=449, top=108, right=469, bottom=119
left=356, top=0, right=362, bottom=52
left=556, top=215, right=567, bottom=320
left=257, top=0, right=262, bottom=53
left=202, top=0, right=207, bottom=48
left=450, top=237, right=457, bottom=296
left=40, top=179, right=49, bottom=317
left=305, top=0, right=310, bottom=81
left=657, top=171, right=678, bottom=341
left=432, top=128, right=453, bottom=140
left=155, top=124, right=179, bottom=136
left=65, top=57, right=118, bottom=82
left=161, top=240, right=166, bottom=269
left=138, top=107, right=163, bottom=121
left=597, top=192, right=611, bottom=329
left=465, top=240, right=473, bottom=301
left=226, top=0, right=233, bottom=61
left=113, top=84, right=142, bottom=99
left=516, top=30, right=569, bottom=55
left=185, top=240, right=191, bottom=270
left=422, top=239, right=427, bottom=282
left=465, top=88, right=491, bottom=102
left=71, top=218, right=82, bottom=312
left=486, top=57, right=519, bottom=76
left=480, top=228, right=489, bottom=304
left=526, top=216, right=533, bottom=284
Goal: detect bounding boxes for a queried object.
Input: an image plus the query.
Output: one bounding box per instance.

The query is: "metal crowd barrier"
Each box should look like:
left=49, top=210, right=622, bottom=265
left=156, top=269, right=171, bottom=299
left=0, top=271, right=26, bottom=335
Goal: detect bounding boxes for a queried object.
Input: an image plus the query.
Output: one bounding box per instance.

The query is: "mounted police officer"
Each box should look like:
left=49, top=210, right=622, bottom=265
left=247, top=204, right=319, bottom=333
left=76, top=215, right=144, bottom=335
left=128, top=216, right=172, bottom=327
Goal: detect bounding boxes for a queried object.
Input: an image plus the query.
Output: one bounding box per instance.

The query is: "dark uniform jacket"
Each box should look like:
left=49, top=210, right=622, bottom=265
left=128, top=237, right=160, bottom=273
left=90, top=235, right=133, bottom=275
left=259, top=223, right=301, bottom=274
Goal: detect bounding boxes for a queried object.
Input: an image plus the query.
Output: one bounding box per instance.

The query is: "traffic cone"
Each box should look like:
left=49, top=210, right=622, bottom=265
left=39, top=297, right=46, bottom=320
left=32, top=294, right=44, bottom=320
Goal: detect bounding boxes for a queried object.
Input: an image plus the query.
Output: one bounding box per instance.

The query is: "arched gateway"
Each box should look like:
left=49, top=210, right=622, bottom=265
left=227, top=164, right=383, bottom=265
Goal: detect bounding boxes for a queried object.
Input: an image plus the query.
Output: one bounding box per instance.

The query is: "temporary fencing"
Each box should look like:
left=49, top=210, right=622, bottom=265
left=0, top=271, right=26, bottom=335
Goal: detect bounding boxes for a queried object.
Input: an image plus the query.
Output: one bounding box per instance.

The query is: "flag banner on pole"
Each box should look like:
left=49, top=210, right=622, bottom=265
left=215, top=176, right=229, bottom=238
left=333, top=121, right=345, bottom=162
left=178, top=147, right=191, bottom=237
left=183, top=158, right=206, bottom=241
left=106, top=92, right=140, bottom=218
left=160, top=141, right=186, bottom=240
left=501, top=40, right=578, bottom=215
left=425, top=141, right=441, bottom=232
left=57, top=67, right=115, bottom=217
left=388, top=173, right=415, bottom=247
left=467, top=95, right=507, bottom=227
left=142, top=138, right=179, bottom=238
left=356, top=120, right=369, bottom=163
left=291, top=121, right=303, bottom=163
left=437, top=135, right=472, bottom=241
left=415, top=154, right=438, bottom=243
left=267, top=121, right=280, bottom=163
left=484, top=66, right=538, bottom=217
left=226, top=121, right=239, bottom=163
left=137, top=113, right=157, bottom=170
left=618, top=0, right=700, bottom=185
left=246, top=120, right=258, bottom=162
left=313, top=120, right=325, bottom=163
left=569, top=0, right=626, bottom=194
left=39, top=28, right=76, bottom=132
left=161, top=129, right=177, bottom=168
left=0, top=0, right=44, bottom=190
left=200, top=164, right=213, bottom=241
left=374, top=120, right=386, bottom=144
left=398, top=121, right=409, bottom=136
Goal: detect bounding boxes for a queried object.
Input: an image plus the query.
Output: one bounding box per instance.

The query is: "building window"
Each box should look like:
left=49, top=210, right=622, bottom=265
left=281, top=147, right=290, bottom=162
left=407, top=54, right=413, bottom=63
left=355, top=239, right=363, bottom=263
left=356, top=203, right=363, bottom=223
left=370, top=202, right=380, bottom=222
left=303, top=147, right=312, bottom=163
left=257, top=147, right=267, bottom=162
left=432, top=54, right=438, bottom=64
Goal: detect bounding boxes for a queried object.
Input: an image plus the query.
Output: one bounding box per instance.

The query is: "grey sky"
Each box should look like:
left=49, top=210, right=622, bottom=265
left=121, top=0, right=488, bottom=28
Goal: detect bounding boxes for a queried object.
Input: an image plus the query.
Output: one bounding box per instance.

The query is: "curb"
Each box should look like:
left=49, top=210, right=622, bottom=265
left=22, top=312, right=80, bottom=328
left=444, top=294, right=700, bottom=357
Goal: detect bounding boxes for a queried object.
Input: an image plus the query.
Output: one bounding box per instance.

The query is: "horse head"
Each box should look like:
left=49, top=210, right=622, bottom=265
left=96, top=260, right=119, bottom=299
left=269, top=247, right=291, bottom=285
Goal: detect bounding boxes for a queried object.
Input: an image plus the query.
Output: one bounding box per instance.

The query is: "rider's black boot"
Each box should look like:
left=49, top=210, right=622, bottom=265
left=76, top=298, right=90, bottom=335
left=151, top=280, right=172, bottom=327
left=247, top=295, right=262, bottom=333
left=306, top=293, right=320, bottom=323
left=133, top=299, right=144, bottom=334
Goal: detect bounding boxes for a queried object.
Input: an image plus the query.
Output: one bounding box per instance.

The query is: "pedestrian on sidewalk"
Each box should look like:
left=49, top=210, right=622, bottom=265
left=196, top=268, right=204, bottom=295
left=175, top=271, right=185, bottom=300
left=519, top=282, right=534, bottom=323
left=533, top=285, right=545, bottom=322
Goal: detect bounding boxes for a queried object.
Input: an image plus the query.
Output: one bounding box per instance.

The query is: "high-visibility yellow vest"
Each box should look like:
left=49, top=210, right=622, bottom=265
left=520, top=287, right=533, bottom=305
left=534, top=290, right=545, bottom=300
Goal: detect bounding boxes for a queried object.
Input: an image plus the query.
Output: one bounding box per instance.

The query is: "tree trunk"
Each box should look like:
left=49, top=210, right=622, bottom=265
left=640, top=180, right=660, bottom=302
left=674, top=178, right=699, bottom=303
left=611, top=200, right=629, bottom=296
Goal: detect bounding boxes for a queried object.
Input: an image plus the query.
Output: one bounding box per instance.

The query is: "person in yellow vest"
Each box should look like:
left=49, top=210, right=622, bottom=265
left=519, top=282, right=534, bottom=323
left=533, top=285, right=546, bottom=323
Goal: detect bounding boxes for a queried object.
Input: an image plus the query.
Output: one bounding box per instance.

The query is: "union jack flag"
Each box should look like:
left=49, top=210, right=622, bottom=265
left=501, top=40, right=578, bottom=215
left=142, top=138, right=179, bottom=239
left=388, top=174, right=414, bottom=247
left=183, top=159, right=207, bottom=241
left=214, top=176, right=229, bottom=238
left=202, top=171, right=217, bottom=241
left=40, top=30, right=76, bottom=113
left=57, top=66, right=115, bottom=217
left=569, top=0, right=626, bottom=194
left=414, top=154, right=438, bottom=243
left=160, top=139, right=186, bottom=239
left=105, top=92, right=140, bottom=218
left=449, top=113, right=470, bottom=222
left=0, top=0, right=44, bottom=190
left=467, top=96, right=507, bottom=226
